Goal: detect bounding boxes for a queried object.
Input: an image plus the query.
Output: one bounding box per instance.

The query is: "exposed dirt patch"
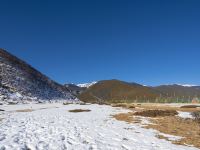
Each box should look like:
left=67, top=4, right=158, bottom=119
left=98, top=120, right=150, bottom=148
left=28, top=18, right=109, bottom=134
left=68, top=109, right=91, bottom=113
left=134, top=110, right=178, bottom=117
left=16, top=109, right=33, bottom=112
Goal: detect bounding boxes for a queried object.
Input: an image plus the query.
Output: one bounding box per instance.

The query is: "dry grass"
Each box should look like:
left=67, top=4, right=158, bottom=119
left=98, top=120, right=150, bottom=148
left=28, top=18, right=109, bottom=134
left=180, top=105, right=200, bottom=108
left=68, top=109, right=91, bottom=113
left=111, top=103, right=135, bottom=109
left=146, top=116, right=200, bottom=148
left=112, top=104, right=200, bottom=148
left=135, top=103, right=200, bottom=112
left=113, top=112, right=141, bottom=123
left=16, top=109, right=33, bottom=112
left=112, top=103, right=128, bottom=107
left=134, top=109, right=178, bottom=117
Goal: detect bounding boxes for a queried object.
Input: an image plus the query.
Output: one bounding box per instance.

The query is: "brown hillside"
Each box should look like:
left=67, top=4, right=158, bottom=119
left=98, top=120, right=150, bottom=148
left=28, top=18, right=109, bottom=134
left=78, top=80, right=160, bottom=103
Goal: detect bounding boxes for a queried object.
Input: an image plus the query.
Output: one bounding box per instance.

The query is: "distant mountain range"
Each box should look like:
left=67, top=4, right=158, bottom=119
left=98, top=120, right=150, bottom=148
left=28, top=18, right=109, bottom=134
left=0, top=48, right=77, bottom=104
left=77, top=80, right=200, bottom=103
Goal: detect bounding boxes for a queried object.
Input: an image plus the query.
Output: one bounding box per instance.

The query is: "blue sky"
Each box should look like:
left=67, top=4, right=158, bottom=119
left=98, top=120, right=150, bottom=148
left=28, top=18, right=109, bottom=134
left=0, top=0, right=200, bottom=85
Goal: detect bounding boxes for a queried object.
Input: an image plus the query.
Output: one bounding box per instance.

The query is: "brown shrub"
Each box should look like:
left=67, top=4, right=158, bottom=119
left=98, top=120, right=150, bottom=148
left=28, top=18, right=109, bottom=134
left=134, top=109, right=178, bottom=117
left=69, top=109, right=91, bottom=113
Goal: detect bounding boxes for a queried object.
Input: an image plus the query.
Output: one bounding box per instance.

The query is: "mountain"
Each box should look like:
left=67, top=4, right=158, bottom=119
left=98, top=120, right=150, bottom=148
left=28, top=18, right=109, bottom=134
left=78, top=79, right=160, bottom=103
left=153, top=84, right=200, bottom=98
left=77, top=81, right=97, bottom=88
left=64, top=83, right=86, bottom=95
left=0, top=48, right=77, bottom=103
left=78, top=80, right=200, bottom=103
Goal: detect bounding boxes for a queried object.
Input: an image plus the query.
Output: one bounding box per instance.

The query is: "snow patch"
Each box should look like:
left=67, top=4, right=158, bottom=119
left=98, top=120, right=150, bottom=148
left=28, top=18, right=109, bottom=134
left=177, top=111, right=194, bottom=119
left=177, top=84, right=197, bottom=87
left=77, top=81, right=97, bottom=88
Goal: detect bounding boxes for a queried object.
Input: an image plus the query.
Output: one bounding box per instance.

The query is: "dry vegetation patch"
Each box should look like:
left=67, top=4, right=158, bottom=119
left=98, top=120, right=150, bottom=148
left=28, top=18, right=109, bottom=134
left=112, top=103, right=127, bottom=108
left=135, top=104, right=200, bottom=112
left=180, top=105, right=200, bottom=108
left=16, top=109, right=33, bottom=112
left=112, top=104, right=200, bottom=148
left=146, top=116, right=200, bottom=148
left=113, top=112, right=141, bottom=123
left=68, top=109, right=91, bottom=113
left=111, top=103, right=135, bottom=109
left=134, top=109, right=178, bottom=117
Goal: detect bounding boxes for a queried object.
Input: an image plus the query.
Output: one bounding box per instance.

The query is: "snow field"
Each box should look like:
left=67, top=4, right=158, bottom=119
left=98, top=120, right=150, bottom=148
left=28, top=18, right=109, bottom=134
left=0, top=104, right=199, bottom=150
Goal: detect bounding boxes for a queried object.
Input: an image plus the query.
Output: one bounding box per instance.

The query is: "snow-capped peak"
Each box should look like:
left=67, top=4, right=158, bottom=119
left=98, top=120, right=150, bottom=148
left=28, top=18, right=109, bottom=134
left=177, top=84, right=197, bottom=87
left=77, top=81, right=97, bottom=88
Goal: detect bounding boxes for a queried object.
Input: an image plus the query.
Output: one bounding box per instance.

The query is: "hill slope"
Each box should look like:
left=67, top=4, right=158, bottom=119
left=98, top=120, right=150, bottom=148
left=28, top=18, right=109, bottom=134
left=154, top=84, right=200, bottom=98
left=64, top=84, right=86, bottom=95
left=0, top=48, right=76, bottom=103
left=78, top=79, right=160, bottom=103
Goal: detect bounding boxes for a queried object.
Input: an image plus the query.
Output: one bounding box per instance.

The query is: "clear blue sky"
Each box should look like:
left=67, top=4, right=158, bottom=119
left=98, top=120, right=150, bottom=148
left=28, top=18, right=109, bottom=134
left=0, top=0, right=200, bottom=85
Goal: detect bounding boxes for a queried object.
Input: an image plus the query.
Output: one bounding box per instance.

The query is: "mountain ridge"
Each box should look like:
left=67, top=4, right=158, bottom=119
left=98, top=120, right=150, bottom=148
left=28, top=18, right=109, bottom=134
left=78, top=80, right=200, bottom=103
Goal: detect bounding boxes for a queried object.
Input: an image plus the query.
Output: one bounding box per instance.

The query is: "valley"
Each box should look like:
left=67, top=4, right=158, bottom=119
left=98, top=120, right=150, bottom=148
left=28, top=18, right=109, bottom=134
left=0, top=103, right=199, bottom=150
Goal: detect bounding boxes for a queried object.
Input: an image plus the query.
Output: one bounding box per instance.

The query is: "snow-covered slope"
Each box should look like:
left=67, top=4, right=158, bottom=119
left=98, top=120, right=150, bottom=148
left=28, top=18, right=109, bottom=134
left=77, top=81, right=97, bottom=88
left=0, top=48, right=77, bottom=103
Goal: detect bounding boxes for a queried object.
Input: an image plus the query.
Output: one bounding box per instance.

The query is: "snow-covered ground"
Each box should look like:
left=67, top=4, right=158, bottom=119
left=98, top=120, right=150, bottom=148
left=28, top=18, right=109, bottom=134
left=177, top=111, right=194, bottom=119
left=0, top=104, right=199, bottom=150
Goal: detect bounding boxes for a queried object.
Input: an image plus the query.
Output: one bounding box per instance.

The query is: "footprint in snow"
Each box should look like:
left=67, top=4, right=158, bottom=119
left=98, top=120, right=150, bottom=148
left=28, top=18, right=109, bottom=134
left=0, top=136, right=6, bottom=141
left=122, top=144, right=131, bottom=150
